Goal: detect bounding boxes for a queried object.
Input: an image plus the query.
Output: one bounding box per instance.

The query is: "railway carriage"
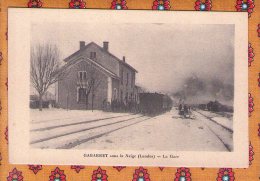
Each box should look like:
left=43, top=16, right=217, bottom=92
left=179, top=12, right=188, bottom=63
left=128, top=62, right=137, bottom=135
left=139, top=93, right=172, bottom=115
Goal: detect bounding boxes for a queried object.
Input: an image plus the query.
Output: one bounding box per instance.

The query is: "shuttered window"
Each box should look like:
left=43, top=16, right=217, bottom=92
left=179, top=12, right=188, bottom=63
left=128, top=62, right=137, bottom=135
left=90, top=52, right=96, bottom=59
left=78, top=71, right=87, bottom=81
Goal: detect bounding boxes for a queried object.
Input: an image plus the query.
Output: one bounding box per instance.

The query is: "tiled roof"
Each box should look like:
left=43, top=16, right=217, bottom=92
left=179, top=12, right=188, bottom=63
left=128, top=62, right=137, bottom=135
left=63, top=42, right=138, bottom=73
left=62, top=55, right=120, bottom=79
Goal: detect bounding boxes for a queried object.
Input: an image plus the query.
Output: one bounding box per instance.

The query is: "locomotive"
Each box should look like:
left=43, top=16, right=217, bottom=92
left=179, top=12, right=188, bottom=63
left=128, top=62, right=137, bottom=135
left=139, top=93, right=173, bottom=115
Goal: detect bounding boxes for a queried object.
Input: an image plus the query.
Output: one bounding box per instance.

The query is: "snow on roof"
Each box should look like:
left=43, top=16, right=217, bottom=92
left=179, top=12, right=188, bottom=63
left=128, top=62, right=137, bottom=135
left=63, top=41, right=138, bottom=73
left=62, top=56, right=120, bottom=79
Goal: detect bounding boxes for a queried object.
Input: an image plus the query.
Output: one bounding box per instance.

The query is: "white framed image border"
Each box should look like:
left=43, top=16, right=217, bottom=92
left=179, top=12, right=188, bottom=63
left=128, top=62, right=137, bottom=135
left=8, top=8, right=248, bottom=168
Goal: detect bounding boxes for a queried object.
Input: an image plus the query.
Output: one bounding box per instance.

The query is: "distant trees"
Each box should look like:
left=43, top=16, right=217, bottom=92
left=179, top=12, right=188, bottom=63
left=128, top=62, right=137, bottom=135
left=30, top=44, right=65, bottom=111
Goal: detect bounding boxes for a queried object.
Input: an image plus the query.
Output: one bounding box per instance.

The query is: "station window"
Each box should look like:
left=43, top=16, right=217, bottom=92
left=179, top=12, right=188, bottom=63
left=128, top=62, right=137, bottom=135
left=126, top=73, right=129, bottom=86
left=113, top=88, right=117, bottom=100
left=121, top=69, right=124, bottom=85
left=78, top=71, right=87, bottom=81
left=90, top=52, right=96, bottom=59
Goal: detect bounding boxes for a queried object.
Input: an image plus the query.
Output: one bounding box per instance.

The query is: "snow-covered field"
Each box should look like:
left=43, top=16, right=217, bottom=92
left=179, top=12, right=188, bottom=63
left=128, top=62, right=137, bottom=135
left=30, top=109, right=131, bottom=132
left=195, top=109, right=233, bottom=131
left=31, top=108, right=130, bottom=124
left=30, top=108, right=233, bottom=151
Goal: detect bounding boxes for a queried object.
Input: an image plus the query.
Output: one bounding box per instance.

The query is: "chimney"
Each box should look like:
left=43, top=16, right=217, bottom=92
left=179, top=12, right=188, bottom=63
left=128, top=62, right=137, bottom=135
left=122, top=56, right=126, bottom=62
left=103, top=41, right=109, bottom=51
left=80, top=41, right=85, bottom=50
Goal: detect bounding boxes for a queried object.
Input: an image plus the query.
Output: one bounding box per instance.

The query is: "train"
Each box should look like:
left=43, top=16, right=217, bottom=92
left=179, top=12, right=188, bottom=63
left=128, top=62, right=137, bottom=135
left=139, top=93, right=173, bottom=115
left=198, top=100, right=233, bottom=113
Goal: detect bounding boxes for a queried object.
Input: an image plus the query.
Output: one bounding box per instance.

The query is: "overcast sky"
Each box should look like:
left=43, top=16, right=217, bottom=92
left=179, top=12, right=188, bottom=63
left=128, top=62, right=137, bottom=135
left=31, top=23, right=234, bottom=94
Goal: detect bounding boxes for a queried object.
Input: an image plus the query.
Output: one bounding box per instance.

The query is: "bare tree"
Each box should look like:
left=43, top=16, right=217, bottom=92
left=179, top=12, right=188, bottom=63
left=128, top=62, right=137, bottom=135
left=30, top=44, right=65, bottom=111
left=77, top=62, right=102, bottom=110
left=91, top=74, right=102, bottom=112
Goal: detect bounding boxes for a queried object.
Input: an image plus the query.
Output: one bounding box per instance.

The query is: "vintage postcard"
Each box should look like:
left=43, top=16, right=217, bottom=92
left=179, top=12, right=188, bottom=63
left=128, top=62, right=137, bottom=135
left=8, top=8, right=248, bottom=167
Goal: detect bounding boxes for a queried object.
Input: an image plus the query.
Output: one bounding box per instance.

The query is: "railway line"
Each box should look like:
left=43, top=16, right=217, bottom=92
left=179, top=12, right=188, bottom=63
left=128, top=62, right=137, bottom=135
left=30, top=113, right=152, bottom=149
left=30, top=113, right=136, bottom=132
left=30, top=108, right=233, bottom=151
left=193, top=110, right=233, bottom=151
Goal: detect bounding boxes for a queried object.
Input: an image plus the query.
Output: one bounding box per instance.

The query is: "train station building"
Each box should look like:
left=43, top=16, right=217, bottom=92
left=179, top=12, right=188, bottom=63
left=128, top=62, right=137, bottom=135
left=57, top=41, right=138, bottom=110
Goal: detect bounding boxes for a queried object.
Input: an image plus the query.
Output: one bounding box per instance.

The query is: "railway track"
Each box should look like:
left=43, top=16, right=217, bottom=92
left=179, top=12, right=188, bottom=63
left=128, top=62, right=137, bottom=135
left=193, top=110, right=233, bottom=151
left=30, top=114, right=152, bottom=149
left=195, top=111, right=233, bottom=133
left=31, top=114, right=135, bottom=132
left=31, top=112, right=132, bottom=124
left=59, top=117, right=152, bottom=149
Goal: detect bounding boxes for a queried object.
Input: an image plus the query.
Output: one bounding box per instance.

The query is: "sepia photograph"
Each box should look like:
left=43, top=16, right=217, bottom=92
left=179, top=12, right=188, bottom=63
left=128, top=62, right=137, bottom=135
left=29, top=23, right=234, bottom=152
left=8, top=9, right=248, bottom=167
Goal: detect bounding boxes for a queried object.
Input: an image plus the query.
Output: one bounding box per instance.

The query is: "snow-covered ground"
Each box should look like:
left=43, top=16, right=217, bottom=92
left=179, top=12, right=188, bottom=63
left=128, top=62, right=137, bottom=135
left=30, top=109, right=130, bottom=130
left=31, top=108, right=130, bottom=124
left=74, top=109, right=232, bottom=151
left=30, top=108, right=233, bottom=151
left=194, top=109, right=233, bottom=131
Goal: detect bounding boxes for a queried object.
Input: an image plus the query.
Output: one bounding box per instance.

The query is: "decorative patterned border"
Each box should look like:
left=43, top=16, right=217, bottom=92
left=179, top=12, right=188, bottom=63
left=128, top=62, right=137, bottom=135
left=0, top=0, right=259, bottom=180
left=69, top=0, right=86, bottom=9
left=49, top=167, right=66, bottom=181
left=111, top=0, right=128, bottom=10
left=195, top=0, right=212, bottom=11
